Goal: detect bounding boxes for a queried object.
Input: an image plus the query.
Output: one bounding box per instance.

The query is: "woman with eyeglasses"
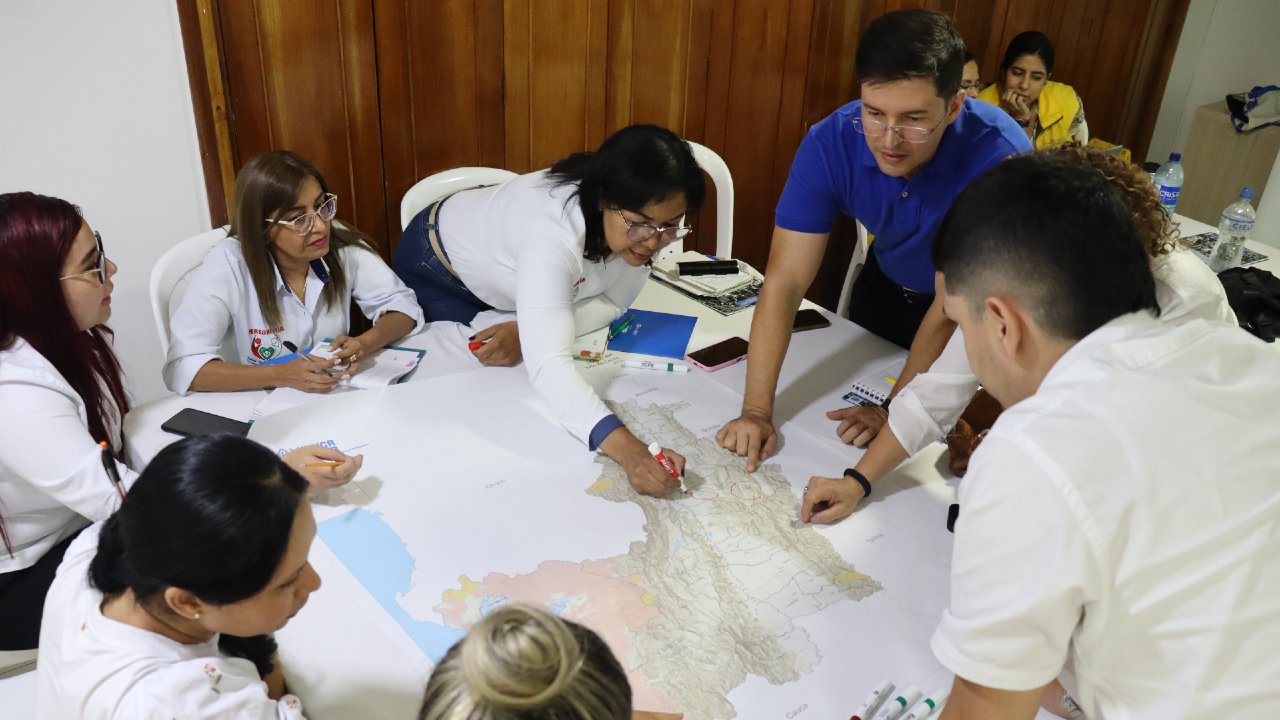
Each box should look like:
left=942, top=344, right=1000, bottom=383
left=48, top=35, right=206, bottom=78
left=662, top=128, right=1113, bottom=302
left=0, top=192, right=361, bottom=651
left=163, top=150, right=423, bottom=395
left=37, top=435, right=322, bottom=718
left=977, top=31, right=1088, bottom=149
left=393, top=124, right=705, bottom=497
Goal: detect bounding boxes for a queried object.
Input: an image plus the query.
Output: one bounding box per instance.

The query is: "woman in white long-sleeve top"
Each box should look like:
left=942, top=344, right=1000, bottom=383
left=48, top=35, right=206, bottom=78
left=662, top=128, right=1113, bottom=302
left=37, top=435, right=323, bottom=719
left=163, top=150, right=424, bottom=395
left=0, top=192, right=361, bottom=651
left=393, top=125, right=706, bottom=497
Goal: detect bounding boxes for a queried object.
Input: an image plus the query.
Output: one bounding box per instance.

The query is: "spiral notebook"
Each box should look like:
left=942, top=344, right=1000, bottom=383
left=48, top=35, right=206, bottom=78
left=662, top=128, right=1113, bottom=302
left=841, top=358, right=901, bottom=406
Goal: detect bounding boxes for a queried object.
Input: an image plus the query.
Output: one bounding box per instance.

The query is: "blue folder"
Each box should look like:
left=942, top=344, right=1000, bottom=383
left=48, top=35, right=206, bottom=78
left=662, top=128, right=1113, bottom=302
left=606, top=309, right=698, bottom=360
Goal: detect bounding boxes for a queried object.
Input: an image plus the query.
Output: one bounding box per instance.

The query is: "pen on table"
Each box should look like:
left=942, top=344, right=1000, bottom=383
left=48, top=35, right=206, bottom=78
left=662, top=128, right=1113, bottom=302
left=608, top=314, right=637, bottom=340
left=850, top=679, right=894, bottom=720
left=624, top=359, right=689, bottom=373
left=647, top=442, right=687, bottom=494
left=99, top=441, right=126, bottom=503
left=901, top=687, right=949, bottom=720
left=282, top=341, right=315, bottom=363
left=873, top=685, right=920, bottom=720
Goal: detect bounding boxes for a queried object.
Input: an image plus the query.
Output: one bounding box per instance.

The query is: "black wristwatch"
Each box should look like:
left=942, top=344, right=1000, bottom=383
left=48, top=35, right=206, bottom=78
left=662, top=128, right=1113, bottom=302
left=842, top=468, right=872, bottom=501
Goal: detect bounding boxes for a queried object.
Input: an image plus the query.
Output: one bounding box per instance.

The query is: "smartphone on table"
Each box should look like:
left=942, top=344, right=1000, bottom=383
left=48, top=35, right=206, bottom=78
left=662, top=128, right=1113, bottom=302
left=161, top=408, right=251, bottom=437
left=686, top=337, right=749, bottom=372
left=792, top=308, right=832, bottom=332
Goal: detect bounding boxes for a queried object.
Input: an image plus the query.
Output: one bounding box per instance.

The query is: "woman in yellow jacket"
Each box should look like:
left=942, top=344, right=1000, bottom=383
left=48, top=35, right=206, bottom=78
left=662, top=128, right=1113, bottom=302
left=978, top=31, right=1087, bottom=149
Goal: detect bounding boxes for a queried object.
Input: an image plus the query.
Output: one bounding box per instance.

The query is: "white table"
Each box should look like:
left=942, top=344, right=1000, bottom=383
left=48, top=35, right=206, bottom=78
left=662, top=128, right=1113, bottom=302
left=119, top=276, right=969, bottom=720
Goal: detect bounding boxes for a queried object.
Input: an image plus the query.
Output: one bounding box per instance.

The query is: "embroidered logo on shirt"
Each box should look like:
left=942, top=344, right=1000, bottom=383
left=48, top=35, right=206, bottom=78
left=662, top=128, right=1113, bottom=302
left=571, top=276, right=586, bottom=300
left=247, top=327, right=284, bottom=363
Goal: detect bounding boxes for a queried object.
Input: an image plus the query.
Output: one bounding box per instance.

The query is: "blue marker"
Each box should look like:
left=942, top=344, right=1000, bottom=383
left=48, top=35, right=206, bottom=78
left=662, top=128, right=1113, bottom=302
left=734, top=294, right=759, bottom=308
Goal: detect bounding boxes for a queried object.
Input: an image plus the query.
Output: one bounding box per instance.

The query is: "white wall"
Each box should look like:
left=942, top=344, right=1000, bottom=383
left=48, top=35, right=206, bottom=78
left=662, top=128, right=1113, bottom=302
left=1148, top=0, right=1280, bottom=164
left=0, top=0, right=209, bottom=402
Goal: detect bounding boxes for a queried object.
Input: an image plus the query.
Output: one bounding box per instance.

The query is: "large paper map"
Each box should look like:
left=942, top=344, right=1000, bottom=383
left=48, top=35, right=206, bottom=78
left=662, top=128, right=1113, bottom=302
left=257, top=364, right=955, bottom=720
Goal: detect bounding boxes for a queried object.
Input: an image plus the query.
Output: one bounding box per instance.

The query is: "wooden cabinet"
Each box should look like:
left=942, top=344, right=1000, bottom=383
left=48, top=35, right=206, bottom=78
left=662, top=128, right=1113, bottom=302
left=1178, top=101, right=1280, bottom=226
left=179, top=0, right=1186, bottom=308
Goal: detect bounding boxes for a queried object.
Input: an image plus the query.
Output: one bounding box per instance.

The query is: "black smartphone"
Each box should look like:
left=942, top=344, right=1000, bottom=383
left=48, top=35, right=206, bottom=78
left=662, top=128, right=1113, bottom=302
left=161, top=408, right=251, bottom=437
left=792, top=308, right=832, bottom=333
left=686, top=336, right=750, bottom=371
left=678, top=259, right=740, bottom=276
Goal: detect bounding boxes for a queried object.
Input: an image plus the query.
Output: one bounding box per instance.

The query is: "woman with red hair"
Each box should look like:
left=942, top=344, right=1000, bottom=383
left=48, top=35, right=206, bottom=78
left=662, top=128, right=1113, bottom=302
left=0, top=193, right=361, bottom=650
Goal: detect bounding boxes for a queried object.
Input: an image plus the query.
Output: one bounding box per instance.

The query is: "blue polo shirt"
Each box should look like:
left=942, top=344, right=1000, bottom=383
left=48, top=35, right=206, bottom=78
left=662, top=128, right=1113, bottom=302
left=776, top=97, right=1030, bottom=292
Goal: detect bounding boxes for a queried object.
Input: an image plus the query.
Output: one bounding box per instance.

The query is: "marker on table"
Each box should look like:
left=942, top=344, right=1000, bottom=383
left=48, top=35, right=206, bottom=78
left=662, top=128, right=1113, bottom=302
left=873, top=686, right=921, bottom=720
left=734, top=294, right=759, bottom=308
left=647, top=442, right=687, bottom=494
left=902, top=687, right=950, bottom=720
left=850, top=679, right=894, bottom=720
left=608, top=314, right=637, bottom=340
left=99, top=441, right=126, bottom=503
left=624, top=359, right=689, bottom=373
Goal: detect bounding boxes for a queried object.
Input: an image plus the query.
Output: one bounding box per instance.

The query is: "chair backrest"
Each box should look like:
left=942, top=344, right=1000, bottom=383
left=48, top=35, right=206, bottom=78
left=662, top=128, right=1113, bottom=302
left=658, top=141, right=735, bottom=264
left=400, top=167, right=519, bottom=230
left=836, top=221, right=871, bottom=317
left=149, top=226, right=230, bottom=356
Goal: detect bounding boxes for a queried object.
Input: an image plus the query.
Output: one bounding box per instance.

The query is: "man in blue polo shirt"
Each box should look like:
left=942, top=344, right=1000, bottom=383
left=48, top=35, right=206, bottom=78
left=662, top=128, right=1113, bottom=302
left=718, top=9, right=1030, bottom=470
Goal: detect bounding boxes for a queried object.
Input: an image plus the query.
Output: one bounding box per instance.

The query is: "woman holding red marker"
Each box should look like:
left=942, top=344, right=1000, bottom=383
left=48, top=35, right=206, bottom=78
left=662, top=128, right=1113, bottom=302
left=0, top=192, right=360, bottom=651
left=394, top=125, right=705, bottom=497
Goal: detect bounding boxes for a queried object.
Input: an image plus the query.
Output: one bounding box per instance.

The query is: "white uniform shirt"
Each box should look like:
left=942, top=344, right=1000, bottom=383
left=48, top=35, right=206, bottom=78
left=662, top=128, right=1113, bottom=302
left=36, top=524, right=307, bottom=719
left=163, top=237, right=424, bottom=395
left=888, top=250, right=1236, bottom=456
left=440, top=170, right=649, bottom=445
left=930, top=313, right=1280, bottom=719
left=0, top=338, right=133, bottom=575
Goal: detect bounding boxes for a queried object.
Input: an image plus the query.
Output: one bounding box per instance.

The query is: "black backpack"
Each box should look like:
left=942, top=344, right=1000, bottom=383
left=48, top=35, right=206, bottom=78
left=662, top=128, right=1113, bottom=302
left=1218, top=267, right=1280, bottom=342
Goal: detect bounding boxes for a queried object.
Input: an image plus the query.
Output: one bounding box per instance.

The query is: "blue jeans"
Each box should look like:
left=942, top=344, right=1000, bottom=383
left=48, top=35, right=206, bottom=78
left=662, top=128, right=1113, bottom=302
left=393, top=199, right=494, bottom=325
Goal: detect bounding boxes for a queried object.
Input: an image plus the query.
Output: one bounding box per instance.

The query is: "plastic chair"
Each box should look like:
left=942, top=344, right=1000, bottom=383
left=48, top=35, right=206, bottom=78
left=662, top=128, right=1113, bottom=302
left=399, top=168, right=519, bottom=231
left=149, top=226, right=230, bottom=356
left=836, top=221, right=871, bottom=317
left=660, top=141, right=734, bottom=263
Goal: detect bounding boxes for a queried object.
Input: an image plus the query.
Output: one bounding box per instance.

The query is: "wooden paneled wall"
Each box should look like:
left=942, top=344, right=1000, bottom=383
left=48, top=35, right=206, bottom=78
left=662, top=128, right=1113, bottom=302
left=180, top=0, right=1185, bottom=308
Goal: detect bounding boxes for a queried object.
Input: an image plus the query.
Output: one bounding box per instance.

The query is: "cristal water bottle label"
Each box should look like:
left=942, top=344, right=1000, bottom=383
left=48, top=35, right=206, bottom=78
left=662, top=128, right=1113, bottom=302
left=1158, top=185, right=1180, bottom=207
left=1221, top=216, right=1255, bottom=234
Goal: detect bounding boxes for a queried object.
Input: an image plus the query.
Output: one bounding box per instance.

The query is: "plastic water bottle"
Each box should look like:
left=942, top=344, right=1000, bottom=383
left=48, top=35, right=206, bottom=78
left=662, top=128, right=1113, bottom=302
left=1153, top=152, right=1184, bottom=213
left=1208, top=187, right=1256, bottom=272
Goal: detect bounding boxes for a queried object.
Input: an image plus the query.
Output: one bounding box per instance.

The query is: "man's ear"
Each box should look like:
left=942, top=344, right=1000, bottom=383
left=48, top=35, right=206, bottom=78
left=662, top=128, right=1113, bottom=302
left=984, top=295, right=1027, bottom=360
left=945, top=91, right=965, bottom=123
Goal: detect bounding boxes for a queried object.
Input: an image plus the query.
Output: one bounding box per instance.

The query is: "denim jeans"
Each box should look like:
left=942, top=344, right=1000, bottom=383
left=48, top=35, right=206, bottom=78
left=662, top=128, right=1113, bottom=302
left=393, top=199, right=494, bottom=325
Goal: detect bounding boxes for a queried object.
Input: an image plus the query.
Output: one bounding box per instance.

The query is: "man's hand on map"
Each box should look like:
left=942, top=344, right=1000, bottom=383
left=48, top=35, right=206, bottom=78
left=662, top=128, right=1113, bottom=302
left=800, top=473, right=865, bottom=525
left=825, top=404, right=888, bottom=447
left=601, top=428, right=685, bottom=497
left=715, top=409, right=777, bottom=472
left=283, top=446, right=363, bottom=493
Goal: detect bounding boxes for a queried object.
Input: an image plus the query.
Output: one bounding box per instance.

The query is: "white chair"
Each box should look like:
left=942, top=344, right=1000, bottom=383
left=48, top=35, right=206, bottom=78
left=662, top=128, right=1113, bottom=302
left=659, top=141, right=734, bottom=263
left=399, top=168, right=519, bottom=231
left=149, top=226, right=230, bottom=356
left=836, top=221, right=871, bottom=317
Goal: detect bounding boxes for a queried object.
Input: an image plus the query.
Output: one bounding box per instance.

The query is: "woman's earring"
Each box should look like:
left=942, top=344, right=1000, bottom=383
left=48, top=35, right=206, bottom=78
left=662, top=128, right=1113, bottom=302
left=193, top=611, right=203, bottom=620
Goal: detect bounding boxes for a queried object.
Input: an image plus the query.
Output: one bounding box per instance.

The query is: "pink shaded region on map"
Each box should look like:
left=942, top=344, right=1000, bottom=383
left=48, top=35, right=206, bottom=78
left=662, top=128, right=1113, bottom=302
left=434, top=559, right=677, bottom=713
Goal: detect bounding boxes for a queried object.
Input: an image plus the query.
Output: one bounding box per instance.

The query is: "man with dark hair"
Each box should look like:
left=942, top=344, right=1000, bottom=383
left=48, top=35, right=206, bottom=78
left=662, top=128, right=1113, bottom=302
left=718, top=9, right=1030, bottom=469
left=926, top=153, right=1280, bottom=719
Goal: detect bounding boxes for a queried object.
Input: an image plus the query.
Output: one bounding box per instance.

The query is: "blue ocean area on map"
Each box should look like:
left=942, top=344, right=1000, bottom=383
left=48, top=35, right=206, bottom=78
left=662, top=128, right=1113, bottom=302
left=318, top=508, right=466, bottom=662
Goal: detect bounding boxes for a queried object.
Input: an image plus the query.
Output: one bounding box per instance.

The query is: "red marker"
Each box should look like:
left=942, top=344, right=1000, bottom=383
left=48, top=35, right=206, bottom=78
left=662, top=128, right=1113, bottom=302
left=647, top=442, right=687, bottom=493
left=468, top=339, right=489, bottom=352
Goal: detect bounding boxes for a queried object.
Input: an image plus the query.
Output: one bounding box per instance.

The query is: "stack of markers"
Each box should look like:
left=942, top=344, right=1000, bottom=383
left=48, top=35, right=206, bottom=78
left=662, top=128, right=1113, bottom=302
left=850, top=680, right=949, bottom=720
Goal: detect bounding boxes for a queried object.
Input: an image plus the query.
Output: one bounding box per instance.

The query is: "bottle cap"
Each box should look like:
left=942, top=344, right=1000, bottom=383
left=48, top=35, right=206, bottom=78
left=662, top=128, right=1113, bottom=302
left=1241, top=187, right=1253, bottom=199
left=1169, top=152, right=1181, bottom=161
